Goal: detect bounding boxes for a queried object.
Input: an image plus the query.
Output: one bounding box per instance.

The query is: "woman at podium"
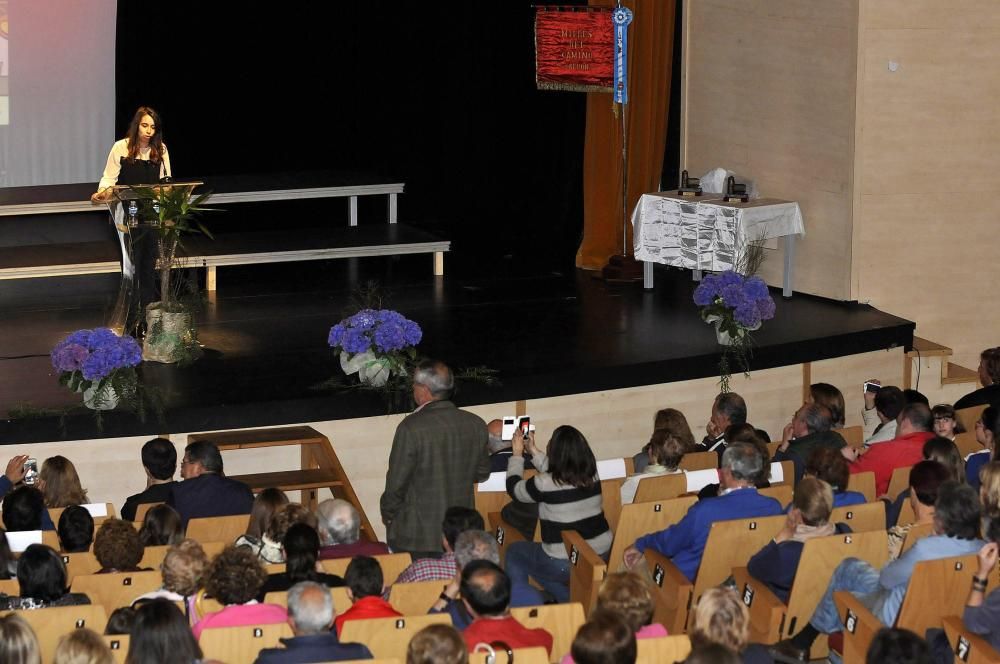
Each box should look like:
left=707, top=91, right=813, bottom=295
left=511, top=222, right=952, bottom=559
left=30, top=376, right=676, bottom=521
left=91, top=106, right=172, bottom=202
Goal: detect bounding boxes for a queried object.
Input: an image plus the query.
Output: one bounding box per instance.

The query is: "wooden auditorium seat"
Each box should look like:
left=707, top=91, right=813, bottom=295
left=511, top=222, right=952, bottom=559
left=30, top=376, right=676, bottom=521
left=834, top=426, right=864, bottom=449
left=198, top=622, right=295, bottom=662
left=387, top=579, right=449, bottom=616
left=644, top=514, right=786, bottom=634
left=561, top=530, right=607, bottom=612
left=943, top=615, right=1000, bottom=664
left=834, top=554, right=981, bottom=664
left=679, top=451, right=718, bottom=472
left=133, top=501, right=164, bottom=523
left=59, top=550, right=102, bottom=583
left=70, top=570, right=162, bottom=611
left=636, top=635, right=692, bottom=663
left=339, top=614, right=452, bottom=660
left=885, top=465, right=913, bottom=501
left=607, top=496, right=698, bottom=574
left=899, top=521, right=935, bottom=555
left=15, top=604, right=108, bottom=664
left=954, top=431, right=983, bottom=459
left=897, top=496, right=916, bottom=527
left=185, top=514, right=250, bottom=545
left=955, top=405, right=988, bottom=436
left=322, top=552, right=412, bottom=585
left=758, top=484, right=793, bottom=507
left=849, top=471, right=877, bottom=503
left=103, top=633, right=130, bottom=664
left=733, top=529, right=889, bottom=657
left=631, top=473, right=688, bottom=503
left=48, top=503, right=117, bottom=529
left=138, top=540, right=225, bottom=571
left=830, top=501, right=888, bottom=534
left=509, top=603, right=586, bottom=664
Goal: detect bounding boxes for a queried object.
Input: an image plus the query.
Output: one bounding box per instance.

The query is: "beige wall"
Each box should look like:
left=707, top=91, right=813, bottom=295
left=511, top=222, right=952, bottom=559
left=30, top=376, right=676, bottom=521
left=683, top=0, right=1000, bottom=368
left=852, top=1, right=1000, bottom=369
left=682, top=0, right=859, bottom=300
left=12, top=349, right=901, bottom=541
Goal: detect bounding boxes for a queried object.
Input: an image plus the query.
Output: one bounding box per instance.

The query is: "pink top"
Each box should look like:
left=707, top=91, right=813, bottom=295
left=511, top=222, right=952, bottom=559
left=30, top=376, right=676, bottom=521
left=559, top=623, right=668, bottom=664
left=192, top=603, right=288, bottom=640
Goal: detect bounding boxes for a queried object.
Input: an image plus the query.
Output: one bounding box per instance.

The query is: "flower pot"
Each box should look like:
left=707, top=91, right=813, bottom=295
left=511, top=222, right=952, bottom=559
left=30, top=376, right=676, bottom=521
left=711, top=319, right=760, bottom=346
left=340, top=350, right=393, bottom=387
left=143, top=303, right=199, bottom=364
left=82, top=382, right=119, bottom=411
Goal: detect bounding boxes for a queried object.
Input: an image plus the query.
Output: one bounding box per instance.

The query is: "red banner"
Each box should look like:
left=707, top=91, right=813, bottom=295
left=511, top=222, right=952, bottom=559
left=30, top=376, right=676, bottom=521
left=535, top=8, right=614, bottom=93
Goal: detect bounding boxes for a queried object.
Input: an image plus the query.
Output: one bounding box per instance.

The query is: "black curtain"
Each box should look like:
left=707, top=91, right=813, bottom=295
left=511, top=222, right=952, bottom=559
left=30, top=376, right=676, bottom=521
left=115, top=2, right=588, bottom=275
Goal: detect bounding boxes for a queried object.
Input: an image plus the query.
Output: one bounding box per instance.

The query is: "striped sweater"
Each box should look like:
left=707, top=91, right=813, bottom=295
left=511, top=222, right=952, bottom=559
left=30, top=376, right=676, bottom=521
left=506, top=452, right=613, bottom=559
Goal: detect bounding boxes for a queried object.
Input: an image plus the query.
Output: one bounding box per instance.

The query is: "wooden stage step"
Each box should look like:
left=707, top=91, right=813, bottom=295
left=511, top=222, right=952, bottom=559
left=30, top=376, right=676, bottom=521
left=943, top=361, right=979, bottom=386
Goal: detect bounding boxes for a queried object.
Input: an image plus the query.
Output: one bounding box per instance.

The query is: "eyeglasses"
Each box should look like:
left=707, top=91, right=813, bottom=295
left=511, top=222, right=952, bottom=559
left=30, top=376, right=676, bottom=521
left=933, top=416, right=954, bottom=421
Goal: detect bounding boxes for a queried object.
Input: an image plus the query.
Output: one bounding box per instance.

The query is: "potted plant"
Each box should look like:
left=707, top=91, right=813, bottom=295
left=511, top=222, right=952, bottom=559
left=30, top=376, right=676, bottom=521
left=129, top=184, right=213, bottom=364
left=328, top=309, right=423, bottom=388
left=51, top=328, right=142, bottom=410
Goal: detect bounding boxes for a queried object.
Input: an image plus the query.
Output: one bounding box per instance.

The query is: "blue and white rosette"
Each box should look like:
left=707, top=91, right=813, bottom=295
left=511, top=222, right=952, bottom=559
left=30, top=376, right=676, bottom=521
left=612, top=6, right=633, bottom=104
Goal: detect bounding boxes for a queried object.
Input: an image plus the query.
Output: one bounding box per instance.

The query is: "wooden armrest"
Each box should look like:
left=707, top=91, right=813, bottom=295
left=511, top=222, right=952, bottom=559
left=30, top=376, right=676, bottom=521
left=943, top=616, right=1000, bottom=664
left=488, top=511, right=527, bottom=566
left=562, top=531, right=608, bottom=611
left=833, top=590, right=882, bottom=664
left=732, top=566, right=787, bottom=644
left=644, top=548, right=694, bottom=634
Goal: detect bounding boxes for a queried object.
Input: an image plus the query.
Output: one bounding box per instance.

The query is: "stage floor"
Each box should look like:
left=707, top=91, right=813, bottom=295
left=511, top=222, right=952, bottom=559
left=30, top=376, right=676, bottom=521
left=0, top=257, right=913, bottom=443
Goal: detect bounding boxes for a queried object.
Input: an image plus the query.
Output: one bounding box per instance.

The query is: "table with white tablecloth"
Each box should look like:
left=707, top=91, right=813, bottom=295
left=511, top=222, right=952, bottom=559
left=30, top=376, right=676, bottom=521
left=631, top=193, right=805, bottom=296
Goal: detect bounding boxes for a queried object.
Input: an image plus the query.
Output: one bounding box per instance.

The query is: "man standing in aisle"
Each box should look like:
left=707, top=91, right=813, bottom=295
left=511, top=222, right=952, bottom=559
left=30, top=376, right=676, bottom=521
left=380, top=360, right=491, bottom=559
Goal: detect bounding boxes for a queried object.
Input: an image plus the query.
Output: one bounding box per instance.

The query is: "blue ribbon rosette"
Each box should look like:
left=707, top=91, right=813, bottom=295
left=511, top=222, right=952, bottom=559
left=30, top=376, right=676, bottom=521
left=612, top=6, right=633, bottom=104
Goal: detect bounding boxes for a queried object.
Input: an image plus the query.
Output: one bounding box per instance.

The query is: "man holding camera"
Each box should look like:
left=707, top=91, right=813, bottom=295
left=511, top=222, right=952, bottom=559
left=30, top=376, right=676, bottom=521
left=380, top=360, right=491, bottom=560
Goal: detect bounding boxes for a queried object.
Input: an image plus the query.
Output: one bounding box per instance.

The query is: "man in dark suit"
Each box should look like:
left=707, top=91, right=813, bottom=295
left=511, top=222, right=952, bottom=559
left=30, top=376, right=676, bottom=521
left=254, top=581, right=372, bottom=663
left=120, top=437, right=177, bottom=522
left=380, top=360, right=492, bottom=559
left=168, top=440, right=253, bottom=527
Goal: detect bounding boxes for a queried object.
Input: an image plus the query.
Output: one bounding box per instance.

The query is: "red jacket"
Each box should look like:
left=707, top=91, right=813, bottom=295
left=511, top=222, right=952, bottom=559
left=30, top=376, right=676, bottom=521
left=334, top=596, right=402, bottom=636
left=849, top=431, right=935, bottom=496
left=463, top=616, right=553, bottom=655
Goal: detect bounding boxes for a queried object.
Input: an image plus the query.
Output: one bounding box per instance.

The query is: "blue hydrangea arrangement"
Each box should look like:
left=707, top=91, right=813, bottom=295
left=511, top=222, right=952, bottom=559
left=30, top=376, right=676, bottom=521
left=693, top=270, right=776, bottom=390
left=51, top=328, right=143, bottom=408
left=328, top=309, right=422, bottom=387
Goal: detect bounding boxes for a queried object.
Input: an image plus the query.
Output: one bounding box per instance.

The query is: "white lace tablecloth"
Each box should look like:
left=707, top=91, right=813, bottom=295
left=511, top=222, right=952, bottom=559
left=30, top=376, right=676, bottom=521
left=632, top=193, right=805, bottom=271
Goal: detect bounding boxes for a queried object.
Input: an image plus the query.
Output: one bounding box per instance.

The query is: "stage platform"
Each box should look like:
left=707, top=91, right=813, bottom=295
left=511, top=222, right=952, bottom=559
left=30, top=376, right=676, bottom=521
left=0, top=256, right=914, bottom=444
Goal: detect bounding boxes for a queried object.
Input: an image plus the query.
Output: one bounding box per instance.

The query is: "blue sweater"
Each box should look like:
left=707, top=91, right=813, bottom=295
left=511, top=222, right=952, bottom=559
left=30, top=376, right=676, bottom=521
left=746, top=523, right=852, bottom=603
left=633, top=487, right=783, bottom=582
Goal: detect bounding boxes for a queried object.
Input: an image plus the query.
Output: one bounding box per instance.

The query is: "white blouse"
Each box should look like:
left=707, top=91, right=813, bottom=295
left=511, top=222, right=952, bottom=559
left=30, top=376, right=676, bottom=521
left=98, top=138, right=172, bottom=191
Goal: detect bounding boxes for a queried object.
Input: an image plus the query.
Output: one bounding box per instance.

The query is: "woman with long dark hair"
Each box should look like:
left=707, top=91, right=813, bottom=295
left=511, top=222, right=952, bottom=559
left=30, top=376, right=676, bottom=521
left=504, top=425, right=611, bottom=603
left=92, top=106, right=171, bottom=202
left=125, top=599, right=202, bottom=664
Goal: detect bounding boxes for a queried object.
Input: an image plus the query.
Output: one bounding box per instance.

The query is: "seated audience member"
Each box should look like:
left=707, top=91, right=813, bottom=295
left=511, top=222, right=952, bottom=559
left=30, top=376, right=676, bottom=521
left=775, top=403, right=846, bottom=483
left=846, top=402, right=936, bottom=496
left=334, top=555, right=402, bottom=636
left=932, top=404, right=965, bottom=441
left=809, top=382, right=847, bottom=429
left=132, top=539, right=208, bottom=613
left=485, top=418, right=536, bottom=473
left=559, top=571, right=667, bottom=663
left=39, top=455, right=89, bottom=508
left=689, top=587, right=772, bottom=664
left=621, top=429, right=687, bottom=505
left=57, top=505, right=95, bottom=552
left=407, top=624, right=468, bottom=664
left=53, top=627, right=113, bottom=664
left=954, top=347, right=1000, bottom=411
left=569, top=611, right=636, bottom=664
left=505, top=425, right=611, bottom=603
left=886, top=460, right=950, bottom=560
left=120, top=437, right=178, bottom=522
left=866, top=627, right=933, bottom=664
left=0, top=613, right=42, bottom=663
left=105, top=606, right=137, bottom=635
left=747, top=477, right=848, bottom=604
left=0, top=544, right=90, bottom=609
left=772, top=481, right=984, bottom=662
left=633, top=407, right=697, bottom=473
left=683, top=643, right=741, bottom=664
left=861, top=382, right=905, bottom=445
left=803, top=447, right=866, bottom=507
left=0, top=530, right=15, bottom=578
left=697, top=425, right=773, bottom=500
left=259, top=523, right=344, bottom=598
left=459, top=561, right=553, bottom=655
left=254, top=581, right=373, bottom=664
left=191, top=546, right=287, bottom=639
left=944, top=518, right=1000, bottom=660
left=168, top=440, right=254, bottom=527
left=235, top=488, right=289, bottom=553
left=0, top=454, right=30, bottom=496
left=430, top=529, right=543, bottom=629
left=694, top=393, right=749, bottom=463
left=905, top=389, right=930, bottom=408
left=316, top=498, right=389, bottom=559
left=252, top=503, right=318, bottom=565
left=981, top=462, right=1000, bottom=517
left=624, top=443, right=783, bottom=581
left=137, top=504, right=184, bottom=547
left=394, top=506, right=484, bottom=584
left=128, top=598, right=205, bottom=664
left=3, top=485, right=54, bottom=532
left=94, top=519, right=148, bottom=574
left=886, top=437, right=965, bottom=527
left=967, top=407, right=998, bottom=491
